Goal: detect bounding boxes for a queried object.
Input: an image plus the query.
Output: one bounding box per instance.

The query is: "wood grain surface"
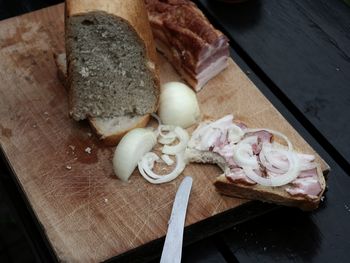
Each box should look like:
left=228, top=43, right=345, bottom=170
left=0, top=4, right=328, bottom=262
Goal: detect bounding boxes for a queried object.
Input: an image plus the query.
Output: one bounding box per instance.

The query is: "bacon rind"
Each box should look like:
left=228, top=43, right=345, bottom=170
left=145, top=0, right=230, bottom=91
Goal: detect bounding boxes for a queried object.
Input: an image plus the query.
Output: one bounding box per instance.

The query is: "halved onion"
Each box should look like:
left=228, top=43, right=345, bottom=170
left=159, top=82, right=200, bottom=128
left=138, top=153, right=186, bottom=184
left=113, top=128, right=157, bottom=181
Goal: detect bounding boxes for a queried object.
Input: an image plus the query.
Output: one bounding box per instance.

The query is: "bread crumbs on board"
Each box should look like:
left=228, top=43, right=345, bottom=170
left=85, top=147, right=92, bottom=154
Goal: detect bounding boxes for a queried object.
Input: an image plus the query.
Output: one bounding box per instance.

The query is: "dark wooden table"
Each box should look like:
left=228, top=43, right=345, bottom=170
left=0, top=0, right=349, bottom=262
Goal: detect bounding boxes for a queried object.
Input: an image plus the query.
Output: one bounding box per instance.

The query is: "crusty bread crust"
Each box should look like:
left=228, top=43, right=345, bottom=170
left=214, top=165, right=326, bottom=211
left=53, top=52, right=150, bottom=146
left=88, top=115, right=150, bottom=146
left=65, top=0, right=160, bottom=119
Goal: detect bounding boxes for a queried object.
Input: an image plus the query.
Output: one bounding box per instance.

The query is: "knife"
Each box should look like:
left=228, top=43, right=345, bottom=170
left=160, top=176, right=193, bottom=263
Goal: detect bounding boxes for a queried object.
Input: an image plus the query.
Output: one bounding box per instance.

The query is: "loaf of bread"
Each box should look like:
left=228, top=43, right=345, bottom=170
left=54, top=53, right=150, bottom=145
left=65, top=0, right=160, bottom=120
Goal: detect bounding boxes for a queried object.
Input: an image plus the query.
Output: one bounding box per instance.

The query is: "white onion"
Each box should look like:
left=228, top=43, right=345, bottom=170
left=261, top=143, right=317, bottom=173
left=233, top=136, right=259, bottom=169
left=158, top=135, right=176, bottom=145
left=244, top=145, right=301, bottom=187
left=159, top=82, right=201, bottom=128
left=138, top=153, right=186, bottom=184
left=162, top=126, right=189, bottom=155
left=113, top=128, right=157, bottom=181
left=261, top=143, right=289, bottom=172
left=161, top=154, right=174, bottom=165
left=134, top=124, right=189, bottom=184
left=245, top=128, right=293, bottom=151
left=259, top=146, right=287, bottom=174
left=143, top=152, right=160, bottom=169
left=158, top=125, right=177, bottom=145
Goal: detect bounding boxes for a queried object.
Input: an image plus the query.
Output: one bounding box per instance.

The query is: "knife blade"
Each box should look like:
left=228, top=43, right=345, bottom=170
left=160, top=176, right=193, bottom=263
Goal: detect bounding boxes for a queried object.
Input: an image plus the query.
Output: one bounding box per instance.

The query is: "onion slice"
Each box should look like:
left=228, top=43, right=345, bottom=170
left=162, top=126, right=189, bottom=155
left=261, top=143, right=289, bottom=172
left=138, top=153, right=186, bottom=184
left=260, top=143, right=317, bottom=173
left=113, top=128, right=157, bottom=181
left=161, top=154, right=174, bottom=165
left=233, top=136, right=259, bottom=169
left=244, top=144, right=301, bottom=187
left=259, top=147, right=287, bottom=174
left=158, top=136, right=176, bottom=145
left=158, top=125, right=177, bottom=145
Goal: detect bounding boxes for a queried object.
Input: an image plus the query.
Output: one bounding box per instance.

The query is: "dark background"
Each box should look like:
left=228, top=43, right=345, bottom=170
left=0, top=0, right=350, bottom=262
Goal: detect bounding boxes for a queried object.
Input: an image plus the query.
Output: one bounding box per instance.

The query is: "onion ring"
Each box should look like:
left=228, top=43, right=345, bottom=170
left=244, top=144, right=300, bottom=187
left=138, top=153, right=186, bottom=184
left=162, top=127, right=189, bottom=155
left=233, top=136, right=259, bottom=169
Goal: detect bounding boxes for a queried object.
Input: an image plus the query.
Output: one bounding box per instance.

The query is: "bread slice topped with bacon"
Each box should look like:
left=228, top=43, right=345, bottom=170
left=185, top=115, right=326, bottom=210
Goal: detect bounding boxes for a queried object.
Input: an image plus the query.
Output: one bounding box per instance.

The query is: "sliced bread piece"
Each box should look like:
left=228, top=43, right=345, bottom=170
left=54, top=52, right=150, bottom=145
left=186, top=147, right=325, bottom=210
left=214, top=168, right=325, bottom=211
left=65, top=0, right=160, bottom=120
left=185, top=116, right=327, bottom=211
left=90, top=115, right=150, bottom=145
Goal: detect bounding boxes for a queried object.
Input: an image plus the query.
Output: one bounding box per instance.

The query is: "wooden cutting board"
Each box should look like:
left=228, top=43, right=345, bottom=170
left=0, top=4, right=329, bottom=263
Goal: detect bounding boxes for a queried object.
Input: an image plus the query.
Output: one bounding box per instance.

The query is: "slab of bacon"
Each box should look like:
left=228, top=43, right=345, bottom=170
left=145, top=0, right=230, bottom=91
